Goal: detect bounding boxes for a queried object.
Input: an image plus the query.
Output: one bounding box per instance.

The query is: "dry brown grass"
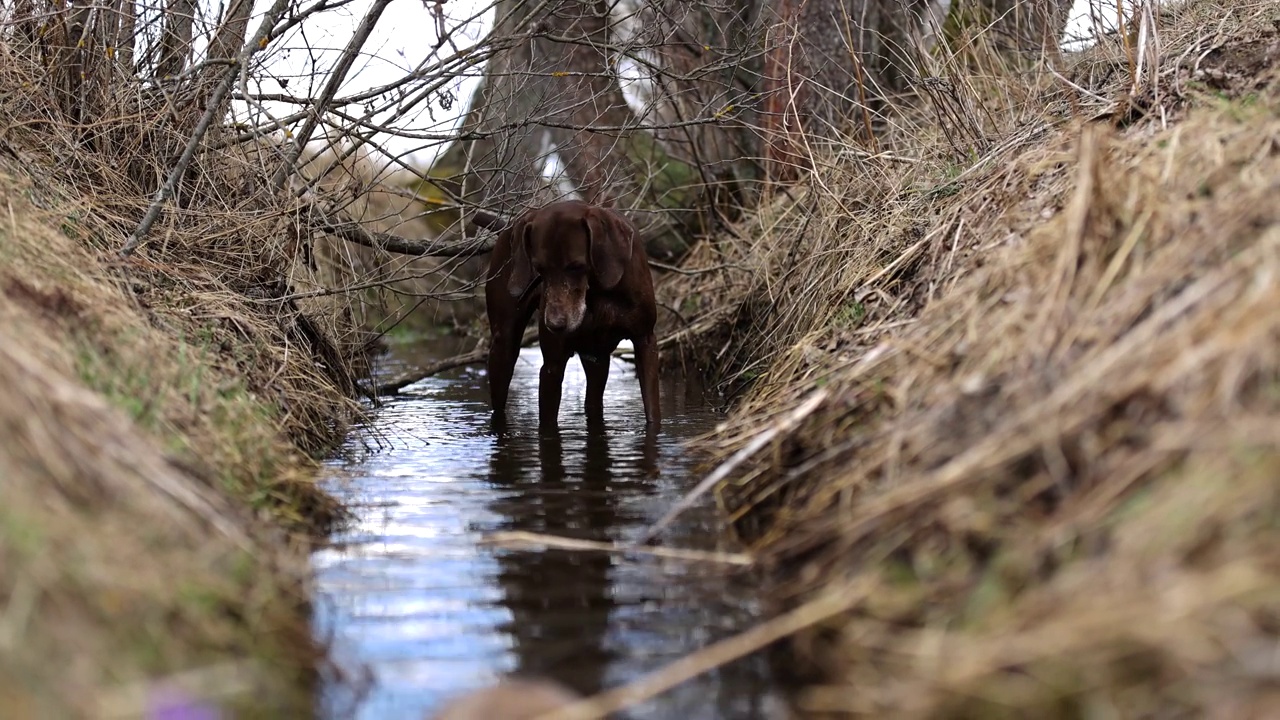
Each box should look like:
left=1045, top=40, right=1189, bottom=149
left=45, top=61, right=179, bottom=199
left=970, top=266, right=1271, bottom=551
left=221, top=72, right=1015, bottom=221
left=0, top=12, right=379, bottom=474
left=662, top=1, right=1280, bottom=716
left=0, top=15, right=388, bottom=716
left=0, top=303, right=321, bottom=718
left=0, top=165, right=335, bottom=716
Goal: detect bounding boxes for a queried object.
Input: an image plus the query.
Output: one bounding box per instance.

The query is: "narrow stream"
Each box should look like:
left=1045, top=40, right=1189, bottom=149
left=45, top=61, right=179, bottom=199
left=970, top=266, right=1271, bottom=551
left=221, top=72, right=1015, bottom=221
left=312, top=337, right=783, bottom=719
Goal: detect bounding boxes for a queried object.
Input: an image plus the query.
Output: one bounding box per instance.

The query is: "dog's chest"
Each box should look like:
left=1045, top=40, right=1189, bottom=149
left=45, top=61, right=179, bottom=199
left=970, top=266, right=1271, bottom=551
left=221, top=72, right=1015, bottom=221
left=558, top=295, right=632, bottom=361
left=580, top=293, right=632, bottom=333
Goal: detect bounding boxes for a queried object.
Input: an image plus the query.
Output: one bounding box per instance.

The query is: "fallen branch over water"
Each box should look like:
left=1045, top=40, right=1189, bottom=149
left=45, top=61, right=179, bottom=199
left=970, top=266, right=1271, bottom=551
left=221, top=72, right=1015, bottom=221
left=367, top=327, right=538, bottom=396
left=371, top=346, right=488, bottom=395
left=636, top=388, right=830, bottom=545
left=479, top=530, right=753, bottom=566
left=305, top=196, right=682, bottom=264
left=535, top=579, right=872, bottom=720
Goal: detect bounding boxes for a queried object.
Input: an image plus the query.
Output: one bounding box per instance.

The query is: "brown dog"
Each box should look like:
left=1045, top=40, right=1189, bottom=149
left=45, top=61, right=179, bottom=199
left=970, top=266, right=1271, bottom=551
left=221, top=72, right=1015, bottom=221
left=485, top=200, right=660, bottom=429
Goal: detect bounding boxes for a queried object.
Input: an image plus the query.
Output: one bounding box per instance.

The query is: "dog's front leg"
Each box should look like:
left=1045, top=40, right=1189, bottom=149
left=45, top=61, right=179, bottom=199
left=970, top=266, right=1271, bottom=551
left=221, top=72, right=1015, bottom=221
left=581, top=351, right=610, bottom=423
left=486, top=294, right=537, bottom=423
left=634, top=332, right=661, bottom=430
left=487, top=330, right=519, bottom=417
left=538, top=339, right=570, bottom=429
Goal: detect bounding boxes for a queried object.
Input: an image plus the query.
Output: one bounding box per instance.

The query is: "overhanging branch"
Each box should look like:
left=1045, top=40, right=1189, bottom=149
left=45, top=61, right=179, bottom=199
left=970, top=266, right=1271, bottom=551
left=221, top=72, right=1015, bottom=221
left=305, top=201, right=675, bottom=261
left=304, top=202, right=499, bottom=257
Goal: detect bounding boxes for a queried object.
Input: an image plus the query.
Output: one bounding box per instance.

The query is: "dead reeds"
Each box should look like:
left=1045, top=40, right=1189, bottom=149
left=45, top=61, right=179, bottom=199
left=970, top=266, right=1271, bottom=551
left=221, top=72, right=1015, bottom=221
left=657, top=0, right=1280, bottom=716
left=0, top=166, right=334, bottom=715
left=0, top=7, right=396, bottom=715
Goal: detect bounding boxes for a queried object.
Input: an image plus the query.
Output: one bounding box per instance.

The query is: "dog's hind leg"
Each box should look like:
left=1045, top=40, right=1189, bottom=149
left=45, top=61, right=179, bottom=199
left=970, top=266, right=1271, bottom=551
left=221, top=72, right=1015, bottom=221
left=634, top=332, right=661, bottom=430
left=487, top=331, right=519, bottom=416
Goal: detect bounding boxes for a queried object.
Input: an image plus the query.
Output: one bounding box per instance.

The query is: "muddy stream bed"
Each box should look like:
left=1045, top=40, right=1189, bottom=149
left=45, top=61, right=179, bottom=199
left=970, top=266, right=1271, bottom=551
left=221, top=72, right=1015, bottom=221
left=311, top=337, right=784, bottom=719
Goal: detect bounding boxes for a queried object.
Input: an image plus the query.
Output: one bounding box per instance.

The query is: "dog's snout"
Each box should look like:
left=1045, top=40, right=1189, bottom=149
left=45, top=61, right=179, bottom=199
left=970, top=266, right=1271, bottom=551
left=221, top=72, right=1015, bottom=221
left=542, top=304, right=583, bottom=333
left=541, top=286, right=586, bottom=334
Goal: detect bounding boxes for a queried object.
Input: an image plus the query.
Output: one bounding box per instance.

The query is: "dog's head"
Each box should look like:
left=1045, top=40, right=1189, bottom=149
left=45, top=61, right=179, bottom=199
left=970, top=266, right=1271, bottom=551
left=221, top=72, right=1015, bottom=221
left=506, top=201, right=635, bottom=334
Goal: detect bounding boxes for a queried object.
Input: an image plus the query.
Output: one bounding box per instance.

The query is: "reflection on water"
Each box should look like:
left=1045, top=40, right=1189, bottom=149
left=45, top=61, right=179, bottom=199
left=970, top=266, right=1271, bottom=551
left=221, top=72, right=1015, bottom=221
left=312, top=339, right=783, bottom=719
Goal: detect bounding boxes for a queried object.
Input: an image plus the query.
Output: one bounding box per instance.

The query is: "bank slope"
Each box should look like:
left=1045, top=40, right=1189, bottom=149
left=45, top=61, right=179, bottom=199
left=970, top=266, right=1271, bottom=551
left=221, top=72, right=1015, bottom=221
left=0, top=142, right=360, bottom=719
left=671, top=3, right=1280, bottom=717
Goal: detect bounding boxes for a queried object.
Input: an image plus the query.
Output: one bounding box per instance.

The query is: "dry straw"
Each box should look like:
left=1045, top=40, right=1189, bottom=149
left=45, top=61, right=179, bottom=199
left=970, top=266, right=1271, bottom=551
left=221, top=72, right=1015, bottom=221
left=650, top=0, right=1280, bottom=716
left=0, top=8, right=391, bottom=714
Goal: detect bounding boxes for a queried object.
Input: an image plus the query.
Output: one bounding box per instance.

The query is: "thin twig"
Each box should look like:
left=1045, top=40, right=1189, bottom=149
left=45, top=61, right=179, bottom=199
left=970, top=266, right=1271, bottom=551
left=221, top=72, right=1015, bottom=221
left=535, top=580, right=871, bottom=720
left=269, top=0, right=394, bottom=192
left=636, top=388, right=830, bottom=545
left=479, top=531, right=753, bottom=565
left=648, top=259, right=743, bottom=276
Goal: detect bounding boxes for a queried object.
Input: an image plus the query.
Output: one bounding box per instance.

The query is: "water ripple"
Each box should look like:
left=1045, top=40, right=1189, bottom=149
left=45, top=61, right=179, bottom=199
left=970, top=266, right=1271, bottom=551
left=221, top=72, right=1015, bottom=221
left=313, top=344, right=783, bottom=720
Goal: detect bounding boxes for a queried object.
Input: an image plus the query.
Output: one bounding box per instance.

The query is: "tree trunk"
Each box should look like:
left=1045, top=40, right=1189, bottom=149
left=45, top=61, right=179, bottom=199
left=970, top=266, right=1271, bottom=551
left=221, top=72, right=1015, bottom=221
left=156, top=0, right=195, bottom=79
left=759, top=0, right=935, bottom=181
left=444, top=0, right=560, bottom=221
left=634, top=0, right=767, bottom=230
left=114, top=0, right=137, bottom=71
left=208, top=0, right=254, bottom=64
left=953, top=0, right=1074, bottom=54
left=536, top=1, right=642, bottom=208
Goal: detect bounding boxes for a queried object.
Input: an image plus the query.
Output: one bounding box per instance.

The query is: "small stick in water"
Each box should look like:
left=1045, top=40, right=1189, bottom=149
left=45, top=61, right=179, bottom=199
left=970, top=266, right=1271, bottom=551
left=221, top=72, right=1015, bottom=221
left=480, top=530, right=753, bottom=565
left=429, top=678, right=582, bottom=720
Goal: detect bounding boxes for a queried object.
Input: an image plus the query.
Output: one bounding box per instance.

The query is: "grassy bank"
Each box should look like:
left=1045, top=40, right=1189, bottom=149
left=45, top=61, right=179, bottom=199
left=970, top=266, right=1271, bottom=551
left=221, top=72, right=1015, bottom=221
left=0, top=47, right=371, bottom=720
left=665, top=1, right=1280, bottom=716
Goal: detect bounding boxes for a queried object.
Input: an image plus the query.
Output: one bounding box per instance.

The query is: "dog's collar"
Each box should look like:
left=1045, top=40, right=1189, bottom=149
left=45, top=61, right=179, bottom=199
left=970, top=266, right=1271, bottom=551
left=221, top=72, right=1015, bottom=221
left=517, top=275, right=544, bottom=306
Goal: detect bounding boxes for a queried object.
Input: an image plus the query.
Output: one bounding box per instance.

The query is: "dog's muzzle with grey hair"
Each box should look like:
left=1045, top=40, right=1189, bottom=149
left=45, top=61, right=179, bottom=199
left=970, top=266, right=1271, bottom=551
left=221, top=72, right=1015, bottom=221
left=541, top=285, right=586, bottom=333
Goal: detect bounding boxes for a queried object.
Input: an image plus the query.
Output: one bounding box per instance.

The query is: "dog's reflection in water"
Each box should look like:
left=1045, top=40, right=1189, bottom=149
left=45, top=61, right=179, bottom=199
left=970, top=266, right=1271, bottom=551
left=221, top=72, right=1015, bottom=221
left=428, top=677, right=581, bottom=720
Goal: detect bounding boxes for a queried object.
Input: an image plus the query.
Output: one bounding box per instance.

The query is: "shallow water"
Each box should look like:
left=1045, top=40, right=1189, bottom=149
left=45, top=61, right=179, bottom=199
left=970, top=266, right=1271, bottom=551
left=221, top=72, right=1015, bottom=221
left=312, top=337, right=783, bottom=720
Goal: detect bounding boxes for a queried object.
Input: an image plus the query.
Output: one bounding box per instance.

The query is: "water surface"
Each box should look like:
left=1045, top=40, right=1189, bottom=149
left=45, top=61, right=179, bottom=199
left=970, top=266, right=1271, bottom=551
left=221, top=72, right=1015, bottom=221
left=312, top=337, right=782, bottom=719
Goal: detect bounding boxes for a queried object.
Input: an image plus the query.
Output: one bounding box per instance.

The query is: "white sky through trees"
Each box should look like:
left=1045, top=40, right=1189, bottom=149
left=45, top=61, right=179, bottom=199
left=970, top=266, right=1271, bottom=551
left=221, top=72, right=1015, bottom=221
left=218, top=0, right=1136, bottom=171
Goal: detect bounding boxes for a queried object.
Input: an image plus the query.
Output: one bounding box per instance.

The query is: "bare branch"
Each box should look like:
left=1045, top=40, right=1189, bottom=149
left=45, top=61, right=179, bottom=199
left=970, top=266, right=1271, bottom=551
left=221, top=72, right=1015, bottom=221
left=268, top=0, right=395, bottom=192
left=302, top=200, right=496, bottom=257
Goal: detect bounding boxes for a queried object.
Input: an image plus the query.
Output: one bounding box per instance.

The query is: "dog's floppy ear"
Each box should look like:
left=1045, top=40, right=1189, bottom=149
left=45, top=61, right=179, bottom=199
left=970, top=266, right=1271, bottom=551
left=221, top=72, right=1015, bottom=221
left=584, top=206, right=634, bottom=290
left=505, top=213, right=536, bottom=299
